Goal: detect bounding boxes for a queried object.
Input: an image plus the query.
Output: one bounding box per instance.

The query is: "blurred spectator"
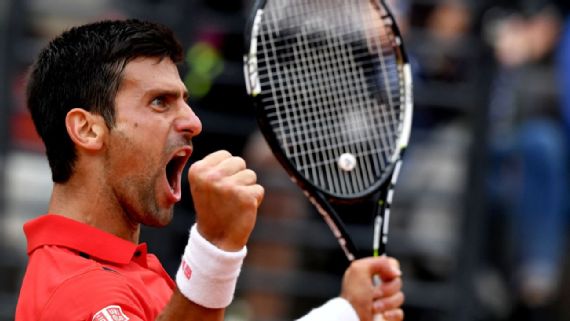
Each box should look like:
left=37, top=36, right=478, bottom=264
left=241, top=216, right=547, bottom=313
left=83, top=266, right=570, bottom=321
left=386, top=0, right=411, bottom=35
left=427, top=0, right=471, bottom=43
left=555, top=2, right=570, bottom=318
left=556, top=3, right=570, bottom=156
left=484, top=1, right=569, bottom=320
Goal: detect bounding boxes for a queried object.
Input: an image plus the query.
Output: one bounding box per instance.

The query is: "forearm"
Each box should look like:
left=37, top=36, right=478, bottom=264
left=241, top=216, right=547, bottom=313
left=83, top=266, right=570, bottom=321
left=156, top=289, right=224, bottom=321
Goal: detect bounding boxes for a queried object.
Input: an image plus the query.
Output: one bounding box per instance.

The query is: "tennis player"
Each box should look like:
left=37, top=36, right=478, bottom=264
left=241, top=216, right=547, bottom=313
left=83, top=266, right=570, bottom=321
left=15, top=19, right=404, bottom=321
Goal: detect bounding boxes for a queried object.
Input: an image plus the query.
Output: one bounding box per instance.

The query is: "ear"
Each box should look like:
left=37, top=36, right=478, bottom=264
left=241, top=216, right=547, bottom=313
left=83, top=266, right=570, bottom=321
left=65, top=108, right=107, bottom=151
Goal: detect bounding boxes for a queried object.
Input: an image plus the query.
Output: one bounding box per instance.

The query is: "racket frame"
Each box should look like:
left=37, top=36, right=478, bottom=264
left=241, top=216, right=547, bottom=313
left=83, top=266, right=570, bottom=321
left=244, top=0, right=413, bottom=261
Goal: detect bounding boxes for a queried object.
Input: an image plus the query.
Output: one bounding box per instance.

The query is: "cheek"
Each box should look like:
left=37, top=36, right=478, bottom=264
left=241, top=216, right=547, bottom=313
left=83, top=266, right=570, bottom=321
left=105, top=137, right=162, bottom=209
left=106, top=128, right=157, bottom=179
left=107, top=117, right=173, bottom=186
left=128, top=121, right=169, bottom=153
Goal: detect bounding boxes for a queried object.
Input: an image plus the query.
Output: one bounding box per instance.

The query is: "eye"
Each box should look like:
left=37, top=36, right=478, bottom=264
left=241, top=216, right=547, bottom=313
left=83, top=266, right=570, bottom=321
left=150, top=96, right=168, bottom=109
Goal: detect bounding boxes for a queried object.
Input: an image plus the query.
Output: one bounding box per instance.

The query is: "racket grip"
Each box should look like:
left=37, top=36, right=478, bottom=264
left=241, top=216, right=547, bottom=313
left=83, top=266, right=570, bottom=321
left=372, top=275, right=386, bottom=321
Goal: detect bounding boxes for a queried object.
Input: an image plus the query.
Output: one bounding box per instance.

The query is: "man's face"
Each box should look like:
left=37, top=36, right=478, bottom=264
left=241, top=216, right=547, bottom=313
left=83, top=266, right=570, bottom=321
left=105, top=57, right=202, bottom=227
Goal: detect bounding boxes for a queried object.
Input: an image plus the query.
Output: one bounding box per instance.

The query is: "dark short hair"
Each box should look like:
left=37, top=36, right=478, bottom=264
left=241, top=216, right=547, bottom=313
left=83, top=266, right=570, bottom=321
left=27, top=19, right=184, bottom=182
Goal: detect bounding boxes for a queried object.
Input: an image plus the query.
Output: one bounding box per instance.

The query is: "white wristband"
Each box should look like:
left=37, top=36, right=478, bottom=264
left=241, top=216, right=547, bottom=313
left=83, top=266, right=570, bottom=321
left=296, top=297, right=360, bottom=321
left=176, top=224, right=247, bottom=309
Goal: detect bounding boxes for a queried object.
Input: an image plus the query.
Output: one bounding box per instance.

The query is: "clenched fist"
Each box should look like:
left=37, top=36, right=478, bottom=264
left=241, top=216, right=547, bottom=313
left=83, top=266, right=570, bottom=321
left=188, top=150, right=264, bottom=251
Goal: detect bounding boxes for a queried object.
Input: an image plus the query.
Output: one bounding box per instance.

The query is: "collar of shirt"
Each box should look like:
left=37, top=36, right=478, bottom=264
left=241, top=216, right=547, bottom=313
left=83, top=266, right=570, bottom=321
left=24, top=214, right=148, bottom=266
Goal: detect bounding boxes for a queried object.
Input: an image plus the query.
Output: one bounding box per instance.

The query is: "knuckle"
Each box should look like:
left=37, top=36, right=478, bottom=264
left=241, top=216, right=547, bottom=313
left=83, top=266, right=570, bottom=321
left=233, top=156, right=246, bottom=167
left=188, top=161, right=204, bottom=175
left=205, top=169, right=223, bottom=183
left=192, top=167, right=226, bottom=189
left=390, top=292, right=405, bottom=308
left=351, top=259, right=367, bottom=272
left=388, top=257, right=400, bottom=270
left=345, top=261, right=358, bottom=275
left=217, top=150, right=232, bottom=158
left=216, top=179, right=235, bottom=194
left=256, top=184, right=265, bottom=199
left=242, top=190, right=258, bottom=206
left=237, top=187, right=262, bottom=208
left=384, top=309, right=403, bottom=321
left=383, top=278, right=402, bottom=294
left=393, top=278, right=403, bottom=291
left=244, top=169, right=258, bottom=182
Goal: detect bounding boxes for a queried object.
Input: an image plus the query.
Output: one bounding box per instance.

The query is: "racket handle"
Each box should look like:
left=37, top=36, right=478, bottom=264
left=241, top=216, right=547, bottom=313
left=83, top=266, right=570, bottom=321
left=372, top=275, right=386, bottom=321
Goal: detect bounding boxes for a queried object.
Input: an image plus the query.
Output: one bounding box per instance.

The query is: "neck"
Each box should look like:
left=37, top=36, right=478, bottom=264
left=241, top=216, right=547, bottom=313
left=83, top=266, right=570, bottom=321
left=49, top=178, right=141, bottom=243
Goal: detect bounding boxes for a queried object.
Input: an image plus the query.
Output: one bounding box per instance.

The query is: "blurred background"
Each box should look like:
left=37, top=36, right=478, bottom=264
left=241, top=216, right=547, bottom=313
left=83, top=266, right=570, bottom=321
left=1, top=0, right=570, bottom=321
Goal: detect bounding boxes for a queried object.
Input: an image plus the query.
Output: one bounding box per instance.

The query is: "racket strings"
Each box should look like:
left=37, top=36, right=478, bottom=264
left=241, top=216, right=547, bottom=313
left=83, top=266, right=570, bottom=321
left=257, top=0, right=405, bottom=196
left=263, top=4, right=329, bottom=190
left=274, top=0, right=352, bottom=193
left=302, top=0, right=375, bottom=193
left=354, top=1, right=403, bottom=165
left=323, top=1, right=387, bottom=192
left=264, top=0, right=398, bottom=192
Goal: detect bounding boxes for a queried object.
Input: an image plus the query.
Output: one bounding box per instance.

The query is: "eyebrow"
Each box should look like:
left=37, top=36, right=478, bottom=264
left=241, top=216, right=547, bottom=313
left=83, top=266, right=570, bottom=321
left=147, top=88, right=189, bottom=101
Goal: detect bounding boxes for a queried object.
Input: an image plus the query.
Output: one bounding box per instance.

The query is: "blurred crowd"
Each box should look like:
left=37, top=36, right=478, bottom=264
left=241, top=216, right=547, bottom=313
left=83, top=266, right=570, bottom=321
left=482, top=1, right=570, bottom=321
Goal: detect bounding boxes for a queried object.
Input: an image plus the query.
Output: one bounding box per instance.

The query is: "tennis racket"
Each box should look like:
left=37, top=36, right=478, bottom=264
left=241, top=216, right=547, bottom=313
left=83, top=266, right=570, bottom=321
left=243, top=0, right=412, bottom=263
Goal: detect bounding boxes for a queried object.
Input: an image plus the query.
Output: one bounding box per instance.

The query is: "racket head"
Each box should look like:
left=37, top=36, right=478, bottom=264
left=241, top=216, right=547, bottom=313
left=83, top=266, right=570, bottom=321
left=244, top=0, right=413, bottom=203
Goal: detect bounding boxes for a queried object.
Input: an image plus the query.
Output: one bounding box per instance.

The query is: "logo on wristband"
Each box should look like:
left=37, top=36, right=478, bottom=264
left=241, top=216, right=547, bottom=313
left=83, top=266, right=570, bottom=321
left=181, top=260, right=192, bottom=279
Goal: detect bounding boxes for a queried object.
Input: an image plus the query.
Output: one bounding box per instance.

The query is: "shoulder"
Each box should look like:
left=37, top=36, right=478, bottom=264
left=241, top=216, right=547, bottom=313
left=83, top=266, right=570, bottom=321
left=19, top=246, right=146, bottom=321
left=40, top=267, right=145, bottom=321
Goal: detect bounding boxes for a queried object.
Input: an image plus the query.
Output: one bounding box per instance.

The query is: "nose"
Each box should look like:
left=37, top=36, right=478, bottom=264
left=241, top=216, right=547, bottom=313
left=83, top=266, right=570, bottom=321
left=175, top=102, right=202, bottom=138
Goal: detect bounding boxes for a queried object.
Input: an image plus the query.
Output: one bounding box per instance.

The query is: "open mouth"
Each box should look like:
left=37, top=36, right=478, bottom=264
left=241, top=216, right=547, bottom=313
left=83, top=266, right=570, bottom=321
left=165, top=147, right=192, bottom=200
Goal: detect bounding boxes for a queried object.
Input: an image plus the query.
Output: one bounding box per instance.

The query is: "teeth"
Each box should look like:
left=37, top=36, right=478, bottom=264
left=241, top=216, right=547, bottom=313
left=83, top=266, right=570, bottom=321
left=176, top=151, right=187, bottom=157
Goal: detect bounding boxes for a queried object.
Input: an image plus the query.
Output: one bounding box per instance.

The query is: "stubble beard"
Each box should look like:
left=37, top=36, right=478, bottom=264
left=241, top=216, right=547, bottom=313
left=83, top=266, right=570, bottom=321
left=105, top=132, right=175, bottom=229
left=118, top=170, right=174, bottom=228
